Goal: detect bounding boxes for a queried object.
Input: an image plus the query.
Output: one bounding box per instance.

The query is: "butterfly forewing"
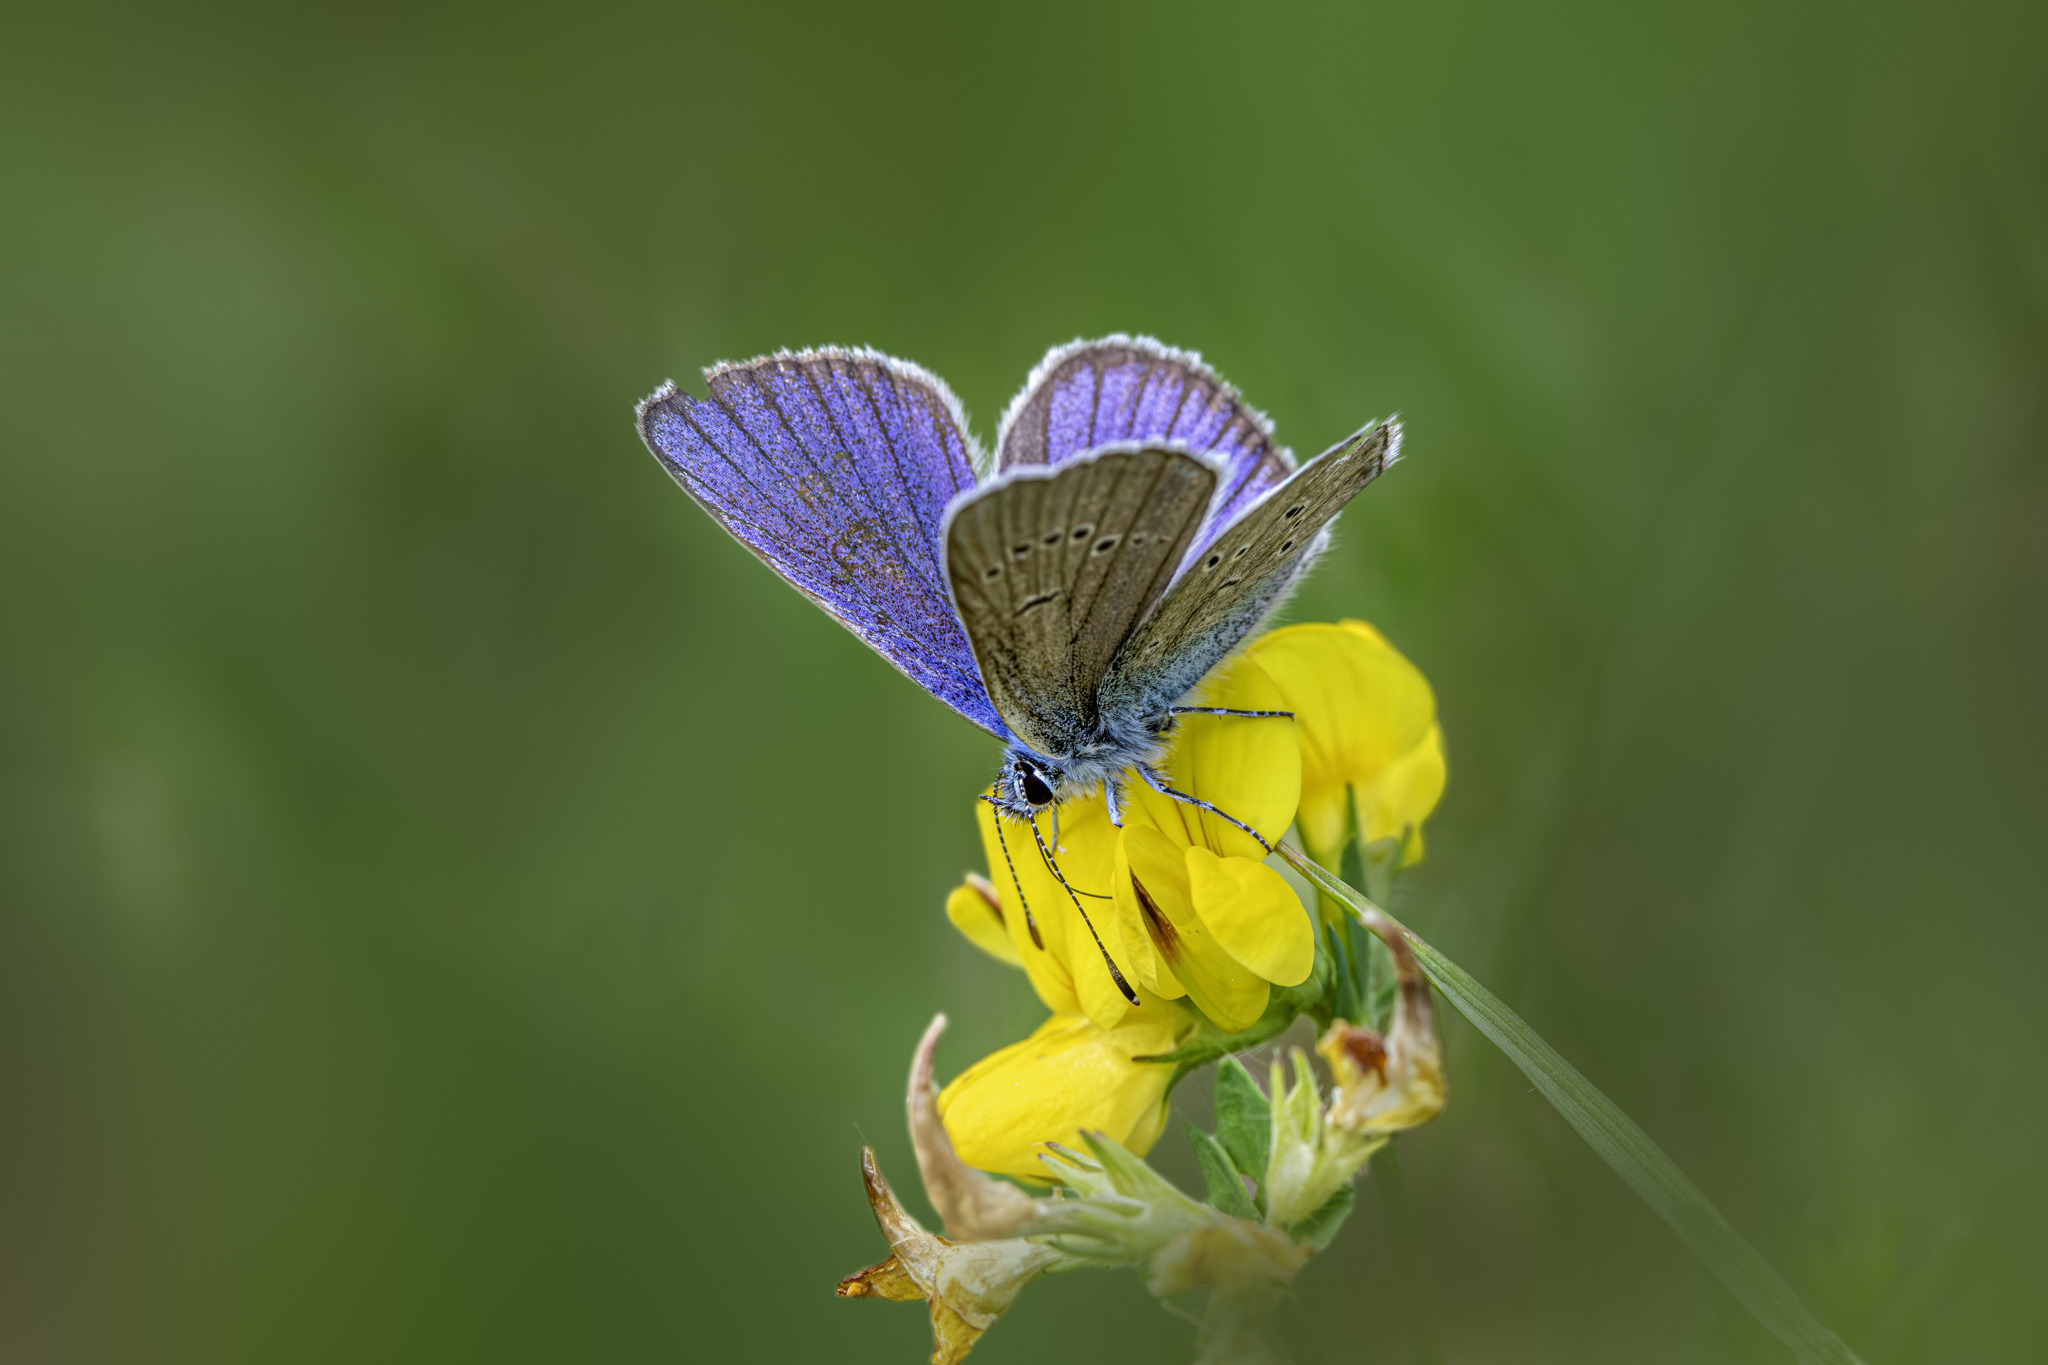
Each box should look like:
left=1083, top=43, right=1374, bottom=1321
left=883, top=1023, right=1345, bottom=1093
left=1101, top=421, right=1401, bottom=722
left=946, top=446, right=1218, bottom=756
left=637, top=349, right=1009, bottom=737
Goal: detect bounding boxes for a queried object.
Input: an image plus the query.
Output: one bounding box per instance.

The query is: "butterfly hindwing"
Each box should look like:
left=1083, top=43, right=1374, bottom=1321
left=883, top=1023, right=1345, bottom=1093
left=1101, top=420, right=1402, bottom=723
left=997, top=337, right=1295, bottom=556
left=945, top=445, right=1219, bottom=756
left=637, top=349, right=1009, bottom=737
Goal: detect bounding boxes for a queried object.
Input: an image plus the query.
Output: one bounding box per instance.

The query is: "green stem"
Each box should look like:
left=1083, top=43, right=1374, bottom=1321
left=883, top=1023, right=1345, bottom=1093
left=1372, top=1141, right=1448, bottom=1365
left=1277, top=843, right=1866, bottom=1365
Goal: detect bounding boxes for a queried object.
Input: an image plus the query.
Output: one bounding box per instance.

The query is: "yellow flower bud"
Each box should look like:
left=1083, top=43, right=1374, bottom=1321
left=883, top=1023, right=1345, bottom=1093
left=1244, top=620, right=1445, bottom=869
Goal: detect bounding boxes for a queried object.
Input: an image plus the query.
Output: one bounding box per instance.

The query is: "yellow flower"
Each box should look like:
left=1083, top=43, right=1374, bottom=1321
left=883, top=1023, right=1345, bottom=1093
left=939, top=631, right=1443, bottom=1178
left=936, top=1011, right=1187, bottom=1182
left=944, top=796, right=1194, bottom=1182
left=1244, top=620, right=1445, bottom=871
left=951, top=648, right=1317, bottom=1024
left=951, top=650, right=1314, bottom=1035
left=1109, top=653, right=1313, bottom=1033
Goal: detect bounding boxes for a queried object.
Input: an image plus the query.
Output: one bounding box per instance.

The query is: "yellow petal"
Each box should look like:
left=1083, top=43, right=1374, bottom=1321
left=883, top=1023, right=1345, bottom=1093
left=1039, top=795, right=1140, bottom=1030
left=1246, top=620, right=1435, bottom=800
left=1121, top=823, right=1270, bottom=1032
left=974, top=797, right=1080, bottom=1016
left=1069, top=906, right=1141, bottom=1032
left=1293, top=787, right=1351, bottom=868
left=1138, top=655, right=1300, bottom=858
left=1246, top=620, right=1446, bottom=867
left=945, top=876, right=1022, bottom=966
left=1120, top=821, right=1196, bottom=960
left=1184, top=847, right=1315, bottom=986
left=1357, top=722, right=1447, bottom=866
left=1109, top=835, right=1176, bottom=997
left=936, top=1012, right=1187, bottom=1182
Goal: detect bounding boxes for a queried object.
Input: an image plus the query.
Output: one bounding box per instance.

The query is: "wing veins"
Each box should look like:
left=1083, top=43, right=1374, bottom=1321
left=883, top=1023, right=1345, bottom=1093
left=766, top=368, right=941, bottom=607
left=800, top=362, right=954, bottom=606
left=854, top=362, right=968, bottom=599
left=677, top=400, right=915, bottom=630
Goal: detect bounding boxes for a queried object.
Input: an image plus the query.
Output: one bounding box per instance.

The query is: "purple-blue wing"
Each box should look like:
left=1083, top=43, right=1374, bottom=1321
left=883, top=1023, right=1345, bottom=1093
left=637, top=348, right=1009, bottom=738
left=995, top=336, right=1295, bottom=559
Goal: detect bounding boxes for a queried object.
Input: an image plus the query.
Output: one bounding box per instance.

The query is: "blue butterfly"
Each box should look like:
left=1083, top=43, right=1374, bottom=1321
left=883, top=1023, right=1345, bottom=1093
left=639, top=336, right=1399, bottom=999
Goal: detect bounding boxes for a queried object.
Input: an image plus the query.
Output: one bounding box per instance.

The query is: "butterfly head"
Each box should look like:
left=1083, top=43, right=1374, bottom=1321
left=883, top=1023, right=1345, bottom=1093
left=1008, top=756, right=1057, bottom=811
left=985, top=750, right=1075, bottom=821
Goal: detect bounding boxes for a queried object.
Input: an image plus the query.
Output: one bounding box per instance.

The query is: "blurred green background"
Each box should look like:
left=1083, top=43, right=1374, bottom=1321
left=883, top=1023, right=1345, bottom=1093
left=3, top=1, right=2043, bottom=1361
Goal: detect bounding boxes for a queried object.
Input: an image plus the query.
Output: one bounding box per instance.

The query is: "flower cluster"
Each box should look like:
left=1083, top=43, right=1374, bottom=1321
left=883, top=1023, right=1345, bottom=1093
left=831, top=607, right=1861, bottom=1365
left=939, top=621, right=1445, bottom=1179
left=843, top=619, right=1448, bottom=1363
left=844, top=930, right=1445, bottom=1365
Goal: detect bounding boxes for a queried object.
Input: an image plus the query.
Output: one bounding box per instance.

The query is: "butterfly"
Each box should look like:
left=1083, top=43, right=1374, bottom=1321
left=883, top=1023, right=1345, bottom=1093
left=637, top=336, right=1400, bottom=1000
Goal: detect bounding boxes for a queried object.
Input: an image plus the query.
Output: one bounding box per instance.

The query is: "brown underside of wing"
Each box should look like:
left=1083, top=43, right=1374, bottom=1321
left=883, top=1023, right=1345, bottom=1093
left=1102, top=422, right=1398, bottom=718
left=946, top=448, right=1217, bottom=755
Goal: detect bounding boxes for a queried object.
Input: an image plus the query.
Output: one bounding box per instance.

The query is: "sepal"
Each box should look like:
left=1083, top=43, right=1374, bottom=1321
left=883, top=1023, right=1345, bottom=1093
left=838, top=1146, right=1081, bottom=1365
left=1187, top=1122, right=1259, bottom=1221
left=1211, top=1058, right=1272, bottom=1215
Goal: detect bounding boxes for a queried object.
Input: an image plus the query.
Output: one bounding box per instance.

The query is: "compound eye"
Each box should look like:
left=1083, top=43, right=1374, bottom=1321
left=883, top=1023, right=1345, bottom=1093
left=1017, top=765, right=1055, bottom=807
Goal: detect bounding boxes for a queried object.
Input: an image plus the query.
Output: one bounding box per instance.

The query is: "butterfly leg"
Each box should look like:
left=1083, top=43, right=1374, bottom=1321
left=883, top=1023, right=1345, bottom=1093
left=980, top=795, right=1045, bottom=950
left=1138, top=765, right=1275, bottom=855
left=1025, top=814, right=1140, bottom=1006
left=1167, top=706, right=1295, bottom=719
left=1104, top=778, right=1125, bottom=829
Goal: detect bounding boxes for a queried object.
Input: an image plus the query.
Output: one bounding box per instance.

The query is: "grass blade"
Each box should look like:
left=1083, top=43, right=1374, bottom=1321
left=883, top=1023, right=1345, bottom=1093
left=1279, top=844, right=1865, bottom=1365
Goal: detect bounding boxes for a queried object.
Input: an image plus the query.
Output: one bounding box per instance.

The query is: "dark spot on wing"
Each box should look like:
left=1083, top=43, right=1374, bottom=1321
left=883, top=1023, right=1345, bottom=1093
left=1092, top=534, right=1121, bottom=556
left=983, top=564, right=1002, bottom=580
left=1041, top=530, right=1062, bottom=546
left=1016, top=592, right=1060, bottom=617
left=1071, top=523, right=1095, bottom=542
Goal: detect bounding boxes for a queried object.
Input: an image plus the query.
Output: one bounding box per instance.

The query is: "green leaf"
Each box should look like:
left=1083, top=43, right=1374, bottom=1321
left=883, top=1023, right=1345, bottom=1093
left=1185, top=1122, right=1258, bottom=1220
left=1326, top=912, right=1396, bottom=1029
left=1323, top=921, right=1362, bottom=1025
left=1212, top=1056, right=1271, bottom=1211
left=1289, top=1183, right=1356, bottom=1252
left=1280, top=845, right=1868, bottom=1365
